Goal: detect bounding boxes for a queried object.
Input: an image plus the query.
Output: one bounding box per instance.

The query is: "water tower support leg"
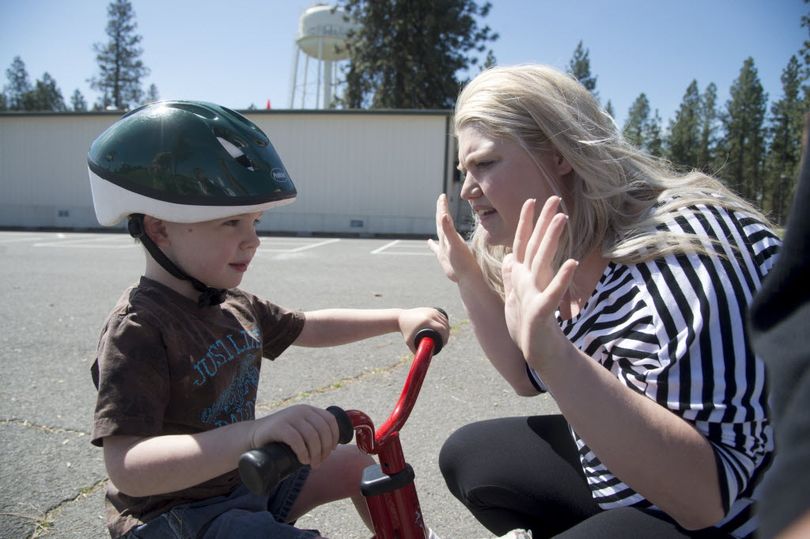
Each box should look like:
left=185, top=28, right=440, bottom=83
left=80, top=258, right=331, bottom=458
left=289, top=47, right=300, bottom=108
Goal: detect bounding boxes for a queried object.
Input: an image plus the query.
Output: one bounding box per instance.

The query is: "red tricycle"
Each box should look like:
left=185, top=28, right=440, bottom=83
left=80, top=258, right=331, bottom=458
left=239, top=317, right=447, bottom=539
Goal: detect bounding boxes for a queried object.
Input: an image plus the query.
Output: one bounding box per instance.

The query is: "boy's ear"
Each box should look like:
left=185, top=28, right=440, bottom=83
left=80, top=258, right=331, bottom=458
left=142, top=216, right=170, bottom=246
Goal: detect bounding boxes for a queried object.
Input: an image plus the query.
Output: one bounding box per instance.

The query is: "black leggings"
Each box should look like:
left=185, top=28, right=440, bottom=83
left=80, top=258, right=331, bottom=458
left=439, top=415, right=731, bottom=538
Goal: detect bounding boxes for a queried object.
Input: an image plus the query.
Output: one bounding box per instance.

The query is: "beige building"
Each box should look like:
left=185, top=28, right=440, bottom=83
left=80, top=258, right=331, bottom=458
left=0, top=109, right=466, bottom=236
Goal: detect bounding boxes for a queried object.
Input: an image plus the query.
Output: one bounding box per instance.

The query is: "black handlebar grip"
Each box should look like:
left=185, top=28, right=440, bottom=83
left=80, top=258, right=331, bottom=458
left=239, top=443, right=299, bottom=496
left=328, top=405, right=354, bottom=444
left=414, top=328, right=444, bottom=354
left=413, top=307, right=448, bottom=354
left=239, top=406, right=354, bottom=496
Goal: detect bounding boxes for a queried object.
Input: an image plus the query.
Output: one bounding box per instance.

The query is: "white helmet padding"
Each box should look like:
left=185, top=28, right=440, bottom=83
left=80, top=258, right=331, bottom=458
left=88, top=168, right=295, bottom=226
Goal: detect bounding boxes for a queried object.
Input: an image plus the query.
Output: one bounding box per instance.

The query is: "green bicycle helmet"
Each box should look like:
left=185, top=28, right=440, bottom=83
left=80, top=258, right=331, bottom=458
left=88, top=100, right=296, bottom=226
left=87, top=101, right=298, bottom=306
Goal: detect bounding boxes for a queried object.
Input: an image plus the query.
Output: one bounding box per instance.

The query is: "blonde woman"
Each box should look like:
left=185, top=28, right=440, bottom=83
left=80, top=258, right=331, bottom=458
left=429, top=64, right=779, bottom=538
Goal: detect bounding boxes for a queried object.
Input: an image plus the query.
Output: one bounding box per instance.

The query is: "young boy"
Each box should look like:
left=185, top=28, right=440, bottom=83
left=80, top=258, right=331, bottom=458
left=87, top=101, right=450, bottom=539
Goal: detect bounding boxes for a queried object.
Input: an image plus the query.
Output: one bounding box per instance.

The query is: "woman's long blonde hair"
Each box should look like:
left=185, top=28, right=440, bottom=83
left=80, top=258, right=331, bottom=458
left=456, top=64, right=770, bottom=296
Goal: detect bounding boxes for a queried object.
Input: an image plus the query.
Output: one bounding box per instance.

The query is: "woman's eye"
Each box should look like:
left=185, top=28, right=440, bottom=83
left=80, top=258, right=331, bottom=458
left=476, top=160, right=494, bottom=169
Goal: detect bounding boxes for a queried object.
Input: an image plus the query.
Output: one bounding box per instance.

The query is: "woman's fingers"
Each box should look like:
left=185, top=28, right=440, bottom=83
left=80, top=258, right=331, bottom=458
left=509, top=196, right=574, bottom=304
left=431, top=195, right=459, bottom=252
left=540, top=258, right=578, bottom=308
left=502, top=197, right=577, bottom=364
left=435, top=194, right=452, bottom=239
left=438, top=195, right=464, bottom=243
left=435, top=192, right=448, bottom=222
left=531, top=212, right=568, bottom=277
left=429, top=194, right=482, bottom=284
left=524, top=196, right=562, bottom=265
left=512, top=199, right=537, bottom=263
left=502, top=252, right=515, bottom=295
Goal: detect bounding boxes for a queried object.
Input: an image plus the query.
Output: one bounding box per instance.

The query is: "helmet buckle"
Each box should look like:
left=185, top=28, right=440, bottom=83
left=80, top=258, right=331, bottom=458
left=127, top=214, right=145, bottom=239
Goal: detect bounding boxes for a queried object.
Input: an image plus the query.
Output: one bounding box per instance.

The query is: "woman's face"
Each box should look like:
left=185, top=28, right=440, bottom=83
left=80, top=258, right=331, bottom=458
left=457, top=126, right=569, bottom=247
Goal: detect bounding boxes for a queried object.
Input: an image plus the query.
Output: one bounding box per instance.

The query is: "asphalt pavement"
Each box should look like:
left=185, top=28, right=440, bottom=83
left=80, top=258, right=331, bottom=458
left=0, top=231, right=559, bottom=539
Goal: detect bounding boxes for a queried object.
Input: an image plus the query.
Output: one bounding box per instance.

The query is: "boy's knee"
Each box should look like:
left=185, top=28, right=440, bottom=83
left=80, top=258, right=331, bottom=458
left=346, top=445, right=375, bottom=467
left=330, top=445, right=375, bottom=486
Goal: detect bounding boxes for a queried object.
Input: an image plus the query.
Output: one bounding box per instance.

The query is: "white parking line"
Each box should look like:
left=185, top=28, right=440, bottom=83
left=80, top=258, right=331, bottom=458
left=376, top=251, right=433, bottom=256
left=371, top=240, right=400, bottom=254
left=257, top=238, right=341, bottom=253
left=371, top=239, right=432, bottom=256
left=23, top=234, right=338, bottom=253
left=287, top=238, right=341, bottom=252
left=261, top=237, right=313, bottom=243
left=7, top=233, right=432, bottom=256
left=33, top=236, right=135, bottom=248
left=0, top=236, right=45, bottom=244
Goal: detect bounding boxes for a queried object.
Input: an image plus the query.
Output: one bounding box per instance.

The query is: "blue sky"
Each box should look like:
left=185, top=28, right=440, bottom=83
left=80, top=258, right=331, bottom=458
left=1, top=0, right=806, bottom=126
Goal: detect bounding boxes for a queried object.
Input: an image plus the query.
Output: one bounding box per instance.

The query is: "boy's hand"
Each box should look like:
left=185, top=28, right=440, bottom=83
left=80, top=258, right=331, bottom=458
left=249, top=405, right=340, bottom=469
left=398, top=307, right=450, bottom=353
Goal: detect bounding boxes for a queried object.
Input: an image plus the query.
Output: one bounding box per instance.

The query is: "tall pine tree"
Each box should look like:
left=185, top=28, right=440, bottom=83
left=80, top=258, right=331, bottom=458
left=623, top=93, right=663, bottom=156
left=718, top=57, right=768, bottom=205
left=145, top=83, right=160, bottom=104
left=623, top=93, right=651, bottom=149
left=698, top=82, right=718, bottom=173
left=4, top=56, right=32, bottom=110
left=71, top=89, right=88, bottom=112
left=3, top=57, right=68, bottom=111
left=646, top=110, right=664, bottom=157
left=28, top=73, right=66, bottom=111
left=765, top=55, right=806, bottom=223
left=801, top=0, right=810, bottom=89
left=567, top=40, right=598, bottom=101
left=338, top=0, right=497, bottom=109
left=667, top=80, right=701, bottom=169
left=604, top=99, right=615, bottom=121
left=89, top=0, right=150, bottom=110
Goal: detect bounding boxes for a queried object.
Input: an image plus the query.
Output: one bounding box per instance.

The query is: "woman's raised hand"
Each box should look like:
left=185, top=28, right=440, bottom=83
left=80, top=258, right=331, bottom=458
left=428, top=194, right=482, bottom=284
left=502, top=197, right=578, bottom=367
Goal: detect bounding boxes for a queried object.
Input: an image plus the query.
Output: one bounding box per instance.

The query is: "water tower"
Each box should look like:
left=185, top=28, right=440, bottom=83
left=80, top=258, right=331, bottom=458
left=289, top=4, right=356, bottom=109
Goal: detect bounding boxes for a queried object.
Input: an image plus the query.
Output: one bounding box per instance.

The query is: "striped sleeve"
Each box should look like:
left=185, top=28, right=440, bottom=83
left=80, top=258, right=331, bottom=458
left=541, top=203, right=780, bottom=538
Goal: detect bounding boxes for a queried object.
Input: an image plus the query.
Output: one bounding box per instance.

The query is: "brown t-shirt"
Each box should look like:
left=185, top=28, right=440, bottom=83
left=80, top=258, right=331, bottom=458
left=91, top=277, right=305, bottom=538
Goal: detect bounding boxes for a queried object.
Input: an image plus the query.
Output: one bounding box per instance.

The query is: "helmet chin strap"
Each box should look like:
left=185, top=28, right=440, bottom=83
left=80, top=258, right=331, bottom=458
left=128, top=214, right=226, bottom=307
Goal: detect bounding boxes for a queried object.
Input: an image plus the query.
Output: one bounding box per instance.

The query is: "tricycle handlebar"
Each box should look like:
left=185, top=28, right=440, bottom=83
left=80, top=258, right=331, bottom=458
left=238, top=309, right=448, bottom=496
left=239, top=406, right=353, bottom=496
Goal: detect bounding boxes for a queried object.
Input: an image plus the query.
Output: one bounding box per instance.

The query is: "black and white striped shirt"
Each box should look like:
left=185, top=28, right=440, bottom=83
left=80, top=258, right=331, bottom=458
left=528, top=203, right=780, bottom=538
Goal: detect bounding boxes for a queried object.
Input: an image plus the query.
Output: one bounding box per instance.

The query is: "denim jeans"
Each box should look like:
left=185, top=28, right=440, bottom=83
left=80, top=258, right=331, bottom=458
left=124, top=468, right=319, bottom=538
